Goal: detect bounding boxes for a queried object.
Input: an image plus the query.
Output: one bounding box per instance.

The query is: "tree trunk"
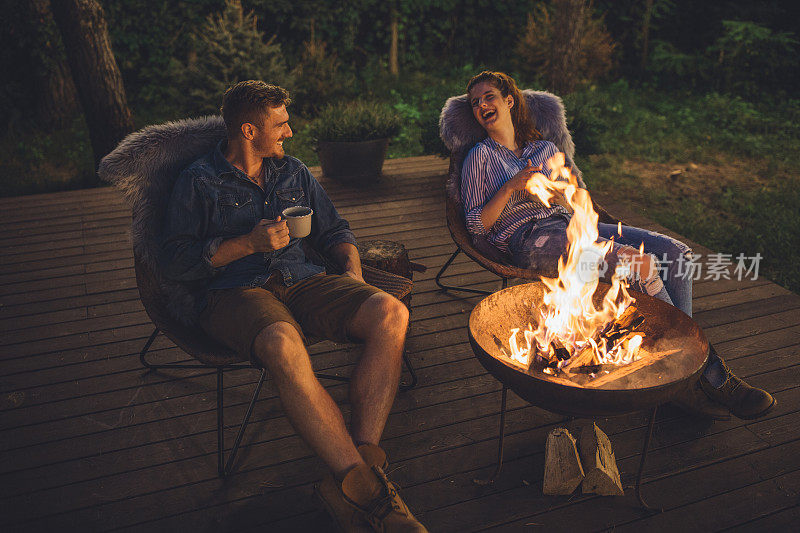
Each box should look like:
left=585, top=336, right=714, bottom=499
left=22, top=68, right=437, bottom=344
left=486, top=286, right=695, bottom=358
left=548, top=0, right=585, bottom=95
left=640, top=0, right=655, bottom=72
left=389, top=6, right=399, bottom=77
left=28, top=0, right=79, bottom=129
left=50, top=0, right=133, bottom=173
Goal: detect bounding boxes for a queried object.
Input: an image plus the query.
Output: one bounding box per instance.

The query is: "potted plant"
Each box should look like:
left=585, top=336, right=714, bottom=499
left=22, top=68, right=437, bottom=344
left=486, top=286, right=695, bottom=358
left=310, top=101, right=401, bottom=183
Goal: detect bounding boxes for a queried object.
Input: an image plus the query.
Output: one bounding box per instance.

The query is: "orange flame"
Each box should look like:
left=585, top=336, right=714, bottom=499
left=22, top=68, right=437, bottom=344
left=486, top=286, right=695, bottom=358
left=506, top=153, right=641, bottom=368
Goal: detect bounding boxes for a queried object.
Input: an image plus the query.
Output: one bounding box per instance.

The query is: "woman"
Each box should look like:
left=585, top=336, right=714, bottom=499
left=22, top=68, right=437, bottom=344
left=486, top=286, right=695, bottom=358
left=460, top=70, right=773, bottom=420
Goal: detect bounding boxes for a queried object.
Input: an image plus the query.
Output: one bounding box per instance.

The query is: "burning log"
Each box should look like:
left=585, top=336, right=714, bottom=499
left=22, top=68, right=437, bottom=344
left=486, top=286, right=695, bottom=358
left=561, top=346, right=596, bottom=372
left=584, top=348, right=680, bottom=388
left=549, top=339, right=571, bottom=362
left=601, top=306, right=645, bottom=340
left=532, top=338, right=570, bottom=366
left=562, top=306, right=646, bottom=373
left=579, top=423, right=623, bottom=496
left=568, top=363, right=618, bottom=374
left=543, top=428, right=585, bottom=495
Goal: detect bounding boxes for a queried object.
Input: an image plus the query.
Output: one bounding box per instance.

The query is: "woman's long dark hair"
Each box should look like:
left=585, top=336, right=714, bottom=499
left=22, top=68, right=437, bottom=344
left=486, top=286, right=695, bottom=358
left=467, top=71, right=542, bottom=149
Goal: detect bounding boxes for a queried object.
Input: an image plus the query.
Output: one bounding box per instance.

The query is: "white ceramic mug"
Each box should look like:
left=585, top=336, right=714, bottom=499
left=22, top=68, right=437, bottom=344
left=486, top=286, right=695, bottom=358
left=281, top=206, right=313, bottom=238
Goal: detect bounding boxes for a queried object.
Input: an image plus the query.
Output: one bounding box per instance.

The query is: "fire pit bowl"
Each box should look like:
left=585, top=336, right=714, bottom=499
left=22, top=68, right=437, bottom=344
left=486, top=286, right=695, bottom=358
left=468, top=282, right=709, bottom=417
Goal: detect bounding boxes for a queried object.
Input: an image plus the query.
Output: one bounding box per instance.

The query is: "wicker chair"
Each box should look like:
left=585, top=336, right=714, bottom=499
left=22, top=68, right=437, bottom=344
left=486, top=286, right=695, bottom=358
left=100, top=116, right=417, bottom=478
left=435, top=90, right=620, bottom=295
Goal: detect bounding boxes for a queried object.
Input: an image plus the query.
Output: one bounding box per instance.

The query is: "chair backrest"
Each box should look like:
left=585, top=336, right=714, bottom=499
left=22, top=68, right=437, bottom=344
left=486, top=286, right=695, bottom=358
left=438, top=90, right=585, bottom=279
left=443, top=153, right=543, bottom=280
left=440, top=90, right=584, bottom=181
left=99, top=116, right=238, bottom=362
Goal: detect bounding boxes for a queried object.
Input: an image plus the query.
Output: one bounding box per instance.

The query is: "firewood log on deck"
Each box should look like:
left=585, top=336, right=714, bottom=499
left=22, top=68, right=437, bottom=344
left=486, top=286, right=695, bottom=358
left=543, top=428, right=585, bottom=495
left=357, top=239, right=426, bottom=280
left=579, top=423, right=624, bottom=495
left=357, top=239, right=426, bottom=307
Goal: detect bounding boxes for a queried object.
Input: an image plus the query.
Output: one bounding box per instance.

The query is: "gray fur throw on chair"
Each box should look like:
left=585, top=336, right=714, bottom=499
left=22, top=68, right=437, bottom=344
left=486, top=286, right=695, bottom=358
left=98, top=115, right=226, bottom=325
left=439, top=90, right=584, bottom=186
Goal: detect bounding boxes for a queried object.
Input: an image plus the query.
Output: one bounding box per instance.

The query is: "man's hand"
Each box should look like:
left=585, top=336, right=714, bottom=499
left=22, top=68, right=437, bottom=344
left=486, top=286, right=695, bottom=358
left=248, top=217, right=290, bottom=252
left=210, top=217, right=289, bottom=268
left=329, top=242, right=363, bottom=283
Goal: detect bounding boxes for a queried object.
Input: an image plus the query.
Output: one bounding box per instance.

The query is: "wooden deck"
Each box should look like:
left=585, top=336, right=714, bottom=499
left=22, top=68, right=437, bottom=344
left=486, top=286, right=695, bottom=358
left=1, top=155, right=799, bottom=532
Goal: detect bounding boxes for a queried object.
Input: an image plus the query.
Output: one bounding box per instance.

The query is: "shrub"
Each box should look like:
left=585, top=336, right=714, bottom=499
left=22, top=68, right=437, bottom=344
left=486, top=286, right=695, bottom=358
left=648, top=40, right=707, bottom=88
left=382, top=68, right=474, bottom=157
left=309, top=101, right=401, bottom=143
left=292, top=39, right=352, bottom=117
left=418, top=107, right=449, bottom=157
left=516, top=1, right=616, bottom=94
left=563, top=89, right=608, bottom=155
left=173, top=0, right=295, bottom=116
left=648, top=20, right=799, bottom=98
left=709, top=20, right=799, bottom=97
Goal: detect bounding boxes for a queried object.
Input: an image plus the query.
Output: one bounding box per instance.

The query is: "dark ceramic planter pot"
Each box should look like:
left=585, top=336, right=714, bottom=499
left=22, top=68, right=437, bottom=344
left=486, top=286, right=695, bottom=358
left=316, top=138, right=389, bottom=183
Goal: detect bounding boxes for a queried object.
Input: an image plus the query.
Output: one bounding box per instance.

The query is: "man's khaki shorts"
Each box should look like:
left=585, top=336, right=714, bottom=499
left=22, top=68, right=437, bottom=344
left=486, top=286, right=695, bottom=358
left=198, top=273, right=383, bottom=363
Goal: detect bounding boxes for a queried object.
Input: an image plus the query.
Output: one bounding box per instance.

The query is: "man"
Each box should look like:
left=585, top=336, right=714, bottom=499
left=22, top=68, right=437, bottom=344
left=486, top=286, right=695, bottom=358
left=160, top=80, right=427, bottom=533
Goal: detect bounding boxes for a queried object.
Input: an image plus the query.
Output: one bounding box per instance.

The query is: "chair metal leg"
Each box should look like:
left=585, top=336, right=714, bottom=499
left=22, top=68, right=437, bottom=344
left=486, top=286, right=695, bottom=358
left=317, top=349, right=418, bottom=391
left=222, top=367, right=267, bottom=477
left=139, top=328, right=161, bottom=367
left=435, top=246, right=495, bottom=296
left=217, top=368, right=225, bottom=477
left=140, top=329, right=262, bottom=477
left=216, top=367, right=270, bottom=478
left=314, top=372, right=351, bottom=382
left=399, top=350, right=418, bottom=391
left=474, top=386, right=508, bottom=485
left=140, top=324, right=416, bottom=479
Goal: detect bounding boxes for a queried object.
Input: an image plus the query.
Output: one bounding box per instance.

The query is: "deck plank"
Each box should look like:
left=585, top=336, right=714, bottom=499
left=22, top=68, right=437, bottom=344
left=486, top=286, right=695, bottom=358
left=1, top=155, right=797, bottom=532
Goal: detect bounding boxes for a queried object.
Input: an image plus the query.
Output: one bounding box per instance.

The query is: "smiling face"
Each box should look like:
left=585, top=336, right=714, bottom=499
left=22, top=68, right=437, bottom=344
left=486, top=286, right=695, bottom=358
left=468, top=81, right=514, bottom=132
left=245, top=105, right=293, bottom=159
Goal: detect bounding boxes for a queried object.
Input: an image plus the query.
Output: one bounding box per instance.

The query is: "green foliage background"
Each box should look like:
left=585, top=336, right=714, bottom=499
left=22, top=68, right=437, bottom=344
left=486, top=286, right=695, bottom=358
left=309, top=102, right=401, bottom=142
left=0, top=0, right=798, bottom=291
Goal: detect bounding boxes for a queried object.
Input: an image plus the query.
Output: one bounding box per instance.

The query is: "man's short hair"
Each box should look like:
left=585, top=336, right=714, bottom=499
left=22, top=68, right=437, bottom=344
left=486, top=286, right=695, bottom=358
left=220, top=80, right=291, bottom=138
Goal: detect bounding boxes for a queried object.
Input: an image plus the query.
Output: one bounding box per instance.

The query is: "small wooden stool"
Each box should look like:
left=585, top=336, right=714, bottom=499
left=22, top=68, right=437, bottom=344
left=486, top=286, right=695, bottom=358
left=357, top=239, right=426, bottom=306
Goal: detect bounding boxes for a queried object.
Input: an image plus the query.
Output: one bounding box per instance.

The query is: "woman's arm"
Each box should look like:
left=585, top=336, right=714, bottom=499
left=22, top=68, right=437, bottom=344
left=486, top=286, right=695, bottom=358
left=479, top=160, right=540, bottom=229
left=461, top=148, right=541, bottom=234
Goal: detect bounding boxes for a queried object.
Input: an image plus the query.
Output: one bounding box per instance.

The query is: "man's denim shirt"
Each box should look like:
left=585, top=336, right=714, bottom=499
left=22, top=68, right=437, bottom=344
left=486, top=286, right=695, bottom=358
left=159, top=141, right=357, bottom=309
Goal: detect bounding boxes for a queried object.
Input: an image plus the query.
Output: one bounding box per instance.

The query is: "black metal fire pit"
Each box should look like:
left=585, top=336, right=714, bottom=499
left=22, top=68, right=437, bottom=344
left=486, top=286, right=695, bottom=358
left=467, top=281, right=709, bottom=509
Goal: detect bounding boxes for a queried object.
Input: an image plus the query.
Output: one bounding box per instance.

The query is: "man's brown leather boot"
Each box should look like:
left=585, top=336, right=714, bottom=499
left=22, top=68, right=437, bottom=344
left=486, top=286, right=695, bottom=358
left=342, top=464, right=427, bottom=533
left=316, top=463, right=427, bottom=533
left=358, top=443, right=388, bottom=470
left=315, top=471, right=372, bottom=533
left=672, top=378, right=732, bottom=420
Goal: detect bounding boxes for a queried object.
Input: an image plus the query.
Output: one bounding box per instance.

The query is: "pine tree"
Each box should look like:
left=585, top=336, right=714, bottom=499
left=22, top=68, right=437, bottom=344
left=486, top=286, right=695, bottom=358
left=179, top=0, right=295, bottom=115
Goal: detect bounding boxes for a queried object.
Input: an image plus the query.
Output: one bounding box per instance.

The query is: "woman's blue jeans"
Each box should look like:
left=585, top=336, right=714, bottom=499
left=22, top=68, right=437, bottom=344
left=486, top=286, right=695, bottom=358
left=510, top=217, right=693, bottom=313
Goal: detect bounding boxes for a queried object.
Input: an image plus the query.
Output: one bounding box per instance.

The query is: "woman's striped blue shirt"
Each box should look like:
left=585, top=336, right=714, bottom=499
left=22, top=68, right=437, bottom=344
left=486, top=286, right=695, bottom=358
left=460, top=137, right=571, bottom=252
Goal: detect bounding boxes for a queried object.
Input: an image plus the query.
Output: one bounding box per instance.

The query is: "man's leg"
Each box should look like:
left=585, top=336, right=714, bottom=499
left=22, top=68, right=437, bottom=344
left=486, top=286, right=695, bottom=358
left=252, top=321, right=364, bottom=478
left=345, top=293, right=409, bottom=446
left=280, top=278, right=423, bottom=532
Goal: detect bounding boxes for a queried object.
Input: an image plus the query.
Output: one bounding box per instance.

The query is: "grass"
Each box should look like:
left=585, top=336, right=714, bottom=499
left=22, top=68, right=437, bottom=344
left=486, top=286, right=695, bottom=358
left=582, top=154, right=800, bottom=294
left=568, top=82, right=800, bottom=294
